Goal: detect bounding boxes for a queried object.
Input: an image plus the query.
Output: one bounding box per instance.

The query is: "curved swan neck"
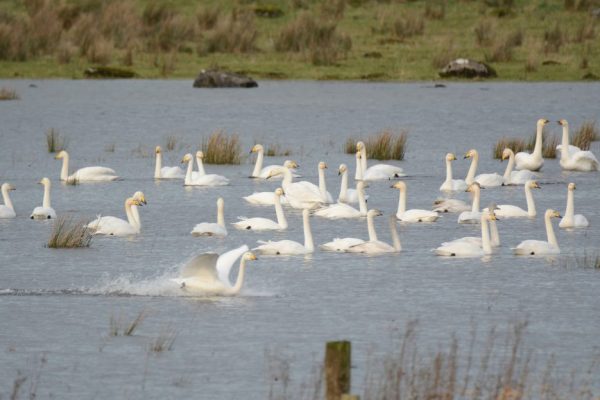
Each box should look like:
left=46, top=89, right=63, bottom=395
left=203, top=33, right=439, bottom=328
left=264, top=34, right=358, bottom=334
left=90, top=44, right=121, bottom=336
left=42, top=181, right=51, bottom=208
left=318, top=167, right=327, bottom=200
left=196, top=156, right=206, bottom=176
left=503, top=152, right=515, bottom=181
left=389, top=218, right=401, bottom=251
left=339, top=170, right=348, bottom=201
left=445, top=158, right=453, bottom=183
left=154, top=152, right=162, bottom=178
left=130, top=205, right=141, bottom=231
left=396, top=187, right=407, bottom=215
left=360, top=147, right=368, bottom=174
left=124, top=200, right=139, bottom=230
left=60, top=153, right=70, bottom=181
left=355, top=153, right=363, bottom=181
left=217, top=202, right=225, bottom=227
left=489, top=219, right=500, bottom=247
left=481, top=215, right=492, bottom=254
left=357, top=184, right=367, bottom=215
left=231, top=258, right=246, bottom=294
left=561, top=125, right=570, bottom=160
left=545, top=212, right=558, bottom=248
left=465, top=152, right=478, bottom=184
left=274, top=193, right=287, bottom=228
left=366, top=213, right=378, bottom=242
left=471, top=187, right=480, bottom=212
left=251, top=148, right=264, bottom=177
left=1, top=186, right=13, bottom=210
left=533, top=123, right=544, bottom=158
left=184, top=158, right=194, bottom=184
left=524, top=184, right=536, bottom=217
left=565, top=189, right=574, bottom=219
left=280, top=167, right=293, bottom=187
left=303, top=211, right=314, bottom=252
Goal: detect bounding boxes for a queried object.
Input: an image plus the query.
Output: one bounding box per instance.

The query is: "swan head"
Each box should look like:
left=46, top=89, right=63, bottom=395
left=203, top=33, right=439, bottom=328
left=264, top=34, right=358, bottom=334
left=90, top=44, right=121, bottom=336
left=464, top=149, right=477, bottom=159
left=274, top=187, right=284, bottom=196
left=283, top=160, right=299, bottom=169
left=568, top=182, right=576, bottom=191
left=445, top=153, right=457, bottom=161
left=356, top=141, right=364, bottom=151
left=1, top=183, right=15, bottom=191
left=126, top=197, right=143, bottom=207
left=526, top=180, right=541, bottom=189
left=318, top=161, right=327, bottom=170
left=38, top=177, right=51, bottom=186
left=390, top=181, right=406, bottom=191
left=196, top=151, right=204, bottom=159
left=338, top=164, right=347, bottom=175
left=537, top=118, right=550, bottom=126
left=557, top=119, right=568, bottom=127
left=466, top=182, right=480, bottom=192
left=367, top=209, right=383, bottom=217
left=217, top=197, right=224, bottom=208
left=501, top=148, right=514, bottom=161
left=155, top=146, right=162, bottom=154
left=545, top=209, right=561, bottom=219
left=243, top=252, right=258, bottom=261
left=181, top=153, right=193, bottom=163
left=133, top=191, right=147, bottom=205
left=54, top=150, right=67, bottom=160
left=250, top=144, right=263, bottom=154
left=355, top=150, right=362, bottom=159
left=487, top=210, right=498, bottom=221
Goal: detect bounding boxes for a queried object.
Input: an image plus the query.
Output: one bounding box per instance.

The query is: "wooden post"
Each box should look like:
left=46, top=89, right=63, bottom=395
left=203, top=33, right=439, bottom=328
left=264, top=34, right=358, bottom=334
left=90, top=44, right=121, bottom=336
left=325, top=340, right=351, bottom=400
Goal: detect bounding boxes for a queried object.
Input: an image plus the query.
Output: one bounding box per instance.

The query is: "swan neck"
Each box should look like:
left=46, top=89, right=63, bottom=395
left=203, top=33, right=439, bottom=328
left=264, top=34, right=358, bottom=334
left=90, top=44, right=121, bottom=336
left=471, top=187, right=480, bottom=212
left=196, top=156, right=206, bottom=176
left=1, top=186, right=13, bottom=210
left=303, top=212, right=314, bottom=252
left=545, top=213, right=558, bottom=247
left=367, top=213, right=378, bottom=242
left=124, top=200, right=136, bottom=228
left=217, top=203, right=225, bottom=227
left=251, top=149, right=264, bottom=177
left=390, top=218, right=401, bottom=251
left=339, top=170, right=348, bottom=201
left=524, top=184, right=536, bottom=217
left=360, top=147, right=368, bottom=174
left=274, top=194, right=287, bottom=228
left=503, top=153, right=515, bottom=181
left=184, top=159, right=194, bottom=184
left=396, top=188, right=407, bottom=215
left=465, top=153, right=478, bottom=184
left=60, top=153, right=69, bottom=181
left=489, top=219, right=500, bottom=247
left=42, top=182, right=51, bottom=209
left=355, top=153, right=363, bottom=181
left=130, top=205, right=141, bottom=231
left=231, top=259, right=246, bottom=294
left=533, top=124, right=543, bottom=158
left=154, top=152, right=162, bottom=178
left=357, top=184, right=367, bottom=215
left=445, top=159, right=453, bottom=183
left=281, top=168, right=293, bottom=187
left=565, top=189, right=574, bottom=218
left=481, top=215, right=492, bottom=254
left=318, top=168, right=327, bottom=200
left=561, top=126, right=570, bottom=160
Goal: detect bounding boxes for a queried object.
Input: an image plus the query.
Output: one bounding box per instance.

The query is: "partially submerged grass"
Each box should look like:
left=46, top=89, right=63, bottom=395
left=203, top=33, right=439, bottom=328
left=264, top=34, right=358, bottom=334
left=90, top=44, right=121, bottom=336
left=492, top=129, right=558, bottom=159
left=164, top=135, right=179, bottom=151
left=571, top=120, right=599, bottom=150
left=346, top=130, right=408, bottom=160
left=563, top=250, right=600, bottom=269
left=201, top=130, right=241, bottom=164
left=109, top=310, right=146, bottom=337
left=104, top=142, right=116, bottom=152
left=45, top=128, right=67, bottom=153
left=46, top=215, right=92, bottom=249
left=0, top=87, right=19, bottom=100
left=266, top=143, right=291, bottom=157
left=148, top=326, right=177, bottom=353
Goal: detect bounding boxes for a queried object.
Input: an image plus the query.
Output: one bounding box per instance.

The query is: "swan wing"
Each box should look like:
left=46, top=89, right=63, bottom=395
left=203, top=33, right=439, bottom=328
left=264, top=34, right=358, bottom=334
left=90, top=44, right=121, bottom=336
left=433, top=199, right=470, bottom=213
left=73, top=166, right=119, bottom=181
left=490, top=205, right=527, bottom=218
left=458, top=211, right=481, bottom=224
left=180, top=253, right=219, bottom=281
left=320, top=238, right=364, bottom=251
left=435, top=241, right=483, bottom=257
left=314, top=203, right=360, bottom=219
left=233, top=217, right=279, bottom=230
left=570, top=150, right=599, bottom=165
left=87, top=216, right=136, bottom=235
left=573, top=214, right=589, bottom=227
left=364, top=164, right=405, bottom=180
left=191, top=223, right=227, bottom=236
left=243, top=192, right=286, bottom=206
left=513, top=240, right=558, bottom=255
left=160, top=166, right=185, bottom=179
left=475, top=173, right=503, bottom=188
left=215, top=245, right=249, bottom=287
left=556, top=144, right=581, bottom=156
left=346, top=240, right=394, bottom=254
left=398, top=209, right=439, bottom=222
left=509, top=170, right=537, bottom=184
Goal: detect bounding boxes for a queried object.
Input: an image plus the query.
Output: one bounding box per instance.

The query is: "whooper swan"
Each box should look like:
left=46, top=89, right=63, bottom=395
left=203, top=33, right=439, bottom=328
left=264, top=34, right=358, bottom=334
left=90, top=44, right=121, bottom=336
left=249, top=144, right=300, bottom=179
left=440, top=204, right=500, bottom=248
left=559, top=183, right=589, bottom=229
left=181, top=153, right=229, bottom=186
left=55, top=150, right=119, bottom=182
left=435, top=209, right=497, bottom=257
left=440, top=153, right=467, bottom=192
left=515, top=119, right=549, bottom=171
left=154, top=146, right=184, bottom=179
left=501, top=148, right=537, bottom=185
left=314, top=181, right=367, bottom=219
left=464, top=149, right=503, bottom=188
left=457, top=182, right=482, bottom=224
left=191, top=197, right=228, bottom=237
left=87, top=196, right=145, bottom=236
left=0, top=183, right=16, bottom=219
left=30, top=178, right=57, bottom=220
left=482, top=180, right=540, bottom=218
left=320, top=209, right=382, bottom=251
left=355, top=141, right=405, bottom=180
left=556, top=119, right=599, bottom=171
left=392, top=181, right=439, bottom=222
left=513, top=209, right=561, bottom=256
left=233, top=188, right=288, bottom=231
left=317, top=162, right=334, bottom=203
left=253, top=209, right=314, bottom=255
left=337, top=163, right=368, bottom=204
left=267, top=166, right=324, bottom=210
left=345, top=216, right=401, bottom=254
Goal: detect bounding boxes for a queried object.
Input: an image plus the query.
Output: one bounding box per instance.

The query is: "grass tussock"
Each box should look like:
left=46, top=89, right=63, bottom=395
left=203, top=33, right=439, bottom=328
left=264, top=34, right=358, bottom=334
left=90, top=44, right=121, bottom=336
left=201, top=130, right=242, bottom=164
left=0, top=87, right=19, bottom=100
left=544, top=23, right=565, bottom=53
left=148, top=326, right=177, bottom=353
left=424, top=0, right=446, bottom=20
left=474, top=18, right=496, bottom=46
left=46, top=215, right=92, bottom=249
left=164, top=135, right=179, bottom=151
left=391, top=12, right=425, bottom=40
left=492, top=129, right=558, bottom=159
left=200, top=9, right=258, bottom=55
left=266, top=144, right=292, bottom=157
left=571, top=120, right=599, bottom=150
left=346, top=130, right=408, bottom=160
left=45, top=128, right=67, bottom=153
left=109, top=310, right=146, bottom=336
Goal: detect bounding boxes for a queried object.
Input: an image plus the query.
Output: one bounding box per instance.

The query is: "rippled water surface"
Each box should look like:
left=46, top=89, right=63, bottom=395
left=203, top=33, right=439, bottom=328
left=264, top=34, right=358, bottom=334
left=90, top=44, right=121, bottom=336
left=1, top=80, right=599, bottom=398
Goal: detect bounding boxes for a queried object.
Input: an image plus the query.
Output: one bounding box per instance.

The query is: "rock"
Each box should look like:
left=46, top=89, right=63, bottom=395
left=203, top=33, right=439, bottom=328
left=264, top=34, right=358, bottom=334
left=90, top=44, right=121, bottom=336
left=193, top=69, right=258, bottom=88
left=438, top=58, right=497, bottom=79
left=84, top=66, right=137, bottom=78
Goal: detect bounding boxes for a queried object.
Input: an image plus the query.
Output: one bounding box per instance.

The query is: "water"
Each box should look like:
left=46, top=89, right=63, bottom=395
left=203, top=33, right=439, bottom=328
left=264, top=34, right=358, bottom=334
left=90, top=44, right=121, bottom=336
left=0, top=80, right=599, bottom=398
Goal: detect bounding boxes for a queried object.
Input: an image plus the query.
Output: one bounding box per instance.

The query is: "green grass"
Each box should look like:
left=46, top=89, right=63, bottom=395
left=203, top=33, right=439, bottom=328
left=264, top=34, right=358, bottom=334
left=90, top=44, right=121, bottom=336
left=0, top=0, right=598, bottom=81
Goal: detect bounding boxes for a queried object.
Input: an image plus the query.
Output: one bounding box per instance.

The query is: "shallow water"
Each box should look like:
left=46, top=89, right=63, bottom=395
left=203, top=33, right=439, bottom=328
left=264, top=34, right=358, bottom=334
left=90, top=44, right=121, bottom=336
left=1, top=80, right=599, bottom=398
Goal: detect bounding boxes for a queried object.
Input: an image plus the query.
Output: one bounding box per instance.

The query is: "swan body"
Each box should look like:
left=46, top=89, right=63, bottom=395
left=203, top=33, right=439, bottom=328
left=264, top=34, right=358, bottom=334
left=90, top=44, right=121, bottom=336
left=346, top=216, right=401, bottom=254
left=267, top=166, right=324, bottom=210
left=432, top=198, right=470, bottom=213
left=483, top=180, right=539, bottom=218
left=181, top=153, right=229, bottom=186
left=515, top=119, right=549, bottom=171
left=501, top=148, right=537, bottom=185
left=314, top=181, right=367, bottom=219
left=88, top=196, right=145, bottom=236
left=55, top=150, right=119, bottom=182
left=436, top=210, right=496, bottom=257
left=392, top=181, right=439, bottom=222
left=243, top=192, right=288, bottom=206
left=337, top=164, right=368, bottom=204
left=0, top=183, right=16, bottom=218
left=320, top=209, right=382, bottom=251
left=556, top=120, right=599, bottom=171
left=464, top=149, right=503, bottom=188
left=440, top=153, right=468, bottom=192
left=356, top=141, right=405, bottom=180
left=154, top=146, right=184, bottom=179
left=30, top=178, right=57, bottom=220
left=171, top=246, right=256, bottom=296
left=191, top=197, right=228, bottom=237
left=233, top=188, right=288, bottom=231
left=441, top=206, right=500, bottom=248
left=457, top=183, right=482, bottom=224
left=250, top=144, right=300, bottom=179
left=513, top=209, right=561, bottom=256
left=253, top=209, right=314, bottom=255
left=559, top=183, right=589, bottom=229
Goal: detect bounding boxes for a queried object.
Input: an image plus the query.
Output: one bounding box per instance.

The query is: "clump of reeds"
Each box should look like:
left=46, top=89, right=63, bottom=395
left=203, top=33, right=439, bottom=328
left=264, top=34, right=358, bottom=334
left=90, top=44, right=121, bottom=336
left=344, top=138, right=356, bottom=154
left=46, top=215, right=93, bottom=249
left=474, top=18, right=496, bottom=46
left=431, top=39, right=458, bottom=69
left=571, top=120, right=599, bottom=150
left=165, top=135, right=178, bottom=151
left=148, top=326, right=177, bottom=352
left=266, top=144, right=291, bottom=157
left=45, top=128, right=68, bottom=153
left=492, top=129, right=558, bottom=159
left=346, top=130, right=408, bottom=160
left=0, top=87, right=19, bottom=100
left=485, top=35, right=515, bottom=62
left=109, top=310, right=146, bottom=336
left=201, top=130, right=242, bottom=164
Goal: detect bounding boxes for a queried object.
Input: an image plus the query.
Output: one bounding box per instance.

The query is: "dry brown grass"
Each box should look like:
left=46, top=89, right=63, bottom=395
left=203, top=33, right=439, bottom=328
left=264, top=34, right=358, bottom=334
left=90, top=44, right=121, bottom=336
left=431, top=39, right=458, bottom=69
left=201, top=9, right=257, bottom=54
left=266, top=143, right=292, bottom=157
left=46, top=215, right=93, bottom=249
left=0, top=87, right=19, bottom=100
left=45, top=128, right=67, bottom=153
left=572, top=120, right=599, bottom=150
left=346, top=130, right=408, bottom=160
left=165, top=135, right=179, bottom=151
left=109, top=310, right=146, bottom=337
left=392, top=11, right=425, bottom=40
left=148, top=326, right=177, bottom=353
left=485, top=36, right=514, bottom=62
left=425, top=0, right=446, bottom=20
left=573, top=18, right=596, bottom=43
left=474, top=18, right=496, bottom=46
left=201, top=130, right=242, bottom=164
left=493, top=129, right=558, bottom=159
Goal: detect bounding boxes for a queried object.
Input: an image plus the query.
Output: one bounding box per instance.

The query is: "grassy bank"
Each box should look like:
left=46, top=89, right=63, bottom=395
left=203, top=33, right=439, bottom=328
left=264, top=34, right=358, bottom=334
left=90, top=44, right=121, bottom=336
left=0, top=0, right=598, bottom=81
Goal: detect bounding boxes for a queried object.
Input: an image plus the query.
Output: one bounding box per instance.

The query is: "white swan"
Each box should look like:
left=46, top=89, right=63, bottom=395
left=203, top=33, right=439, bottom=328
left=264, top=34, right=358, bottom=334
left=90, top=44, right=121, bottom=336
left=253, top=209, right=314, bottom=255
left=436, top=210, right=497, bottom=257
left=233, top=188, right=288, bottom=231
left=559, top=183, right=589, bottom=229
left=457, top=182, right=482, bottom=224
left=337, top=164, right=368, bottom=204
left=267, top=166, right=324, bottom=210
left=501, top=148, right=537, bottom=185
left=249, top=144, right=300, bottom=179
left=0, top=183, right=16, bottom=218
left=314, top=181, right=367, bottom=219
left=318, top=162, right=334, bottom=203
left=87, top=196, right=145, bottom=236
left=181, top=153, right=229, bottom=186
left=441, top=204, right=500, bottom=248
left=464, top=149, right=503, bottom=188
left=513, top=209, right=561, bottom=256
left=243, top=161, right=298, bottom=206
left=432, top=198, right=470, bottom=213
left=191, top=197, right=228, bottom=237
left=154, top=146, right=184, bottom=179
left=515, top=119, right=549, bottom=171
left=30, top=178, right=57, bottom=220
left=439, top=153, right=467, bottom=192
left=356, top=141, right=405, bottom=180
left=346, top=216, right=401, bottom=254
left=392, top=181, right=439, bottom=222
left=483, top=180, right=539, bottom=218
left=320, top=209, right=381, bottom=251
left=171, top=246, right=257, bottom=296
left=556, top=119, right=599, bottom=171
left=55, top=150, right=119, bottom=182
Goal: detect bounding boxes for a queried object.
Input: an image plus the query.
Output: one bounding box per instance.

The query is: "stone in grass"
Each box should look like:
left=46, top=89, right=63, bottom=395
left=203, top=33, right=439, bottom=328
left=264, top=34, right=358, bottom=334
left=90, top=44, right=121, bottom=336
left=439, top=58, right=497, bottom=79
left=193, top=69, right=258, bottom=88
left=84, top=66, right=137, bottom=78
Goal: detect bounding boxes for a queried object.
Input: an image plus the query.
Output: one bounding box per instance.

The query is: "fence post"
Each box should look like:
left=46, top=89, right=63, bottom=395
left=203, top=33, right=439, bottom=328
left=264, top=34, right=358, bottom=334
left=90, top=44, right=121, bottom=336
left=325, top=340, right=351, bottom=400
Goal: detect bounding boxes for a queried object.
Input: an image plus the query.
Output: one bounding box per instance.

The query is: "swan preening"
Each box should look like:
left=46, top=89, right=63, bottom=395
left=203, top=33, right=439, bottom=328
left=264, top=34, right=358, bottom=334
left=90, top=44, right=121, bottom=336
left=88, top=192, right=147, bottom=236
left=464, top=149, right=503, bottom=188
left=253, top=209, right=314, bottom=255
left=250, top=144, right=300, bottom=179
left=559, top=183, right=589, bottom=229
left=191, top=197, right=228, bottom=237
left=314, top=181, right=367, bottom=219
left=181, top=153, right=229, bottom=186
left=154, top=146, right=184, bottom=179
left=515, top=118, right=549, bottom=171
left=233, top=188, right=288, bottom=231
left=320, top=209, right=381, bottom=251
left=513, top=209, right=561, bottom=256
left=501, top=148, right=537, bottom=185
left=392, top=181, right=439, bottom=223
left=0, top=183, right=16, bottom=218
left=171, top=245, right=256, bottom=296
left=356, top=141, right=405, bottom=180
left=440, top=153, right=467, bottom=192
left=345, top=216, right=401, bottom=254
left=436, top=209, right=497, bottom=257
left=556, top=119, right=599, bottom=171
left=482, top=180, right=539, bottom=218
left=31, top=178, right=57, bottom=220
left=55, top=150, right=119, bottom=182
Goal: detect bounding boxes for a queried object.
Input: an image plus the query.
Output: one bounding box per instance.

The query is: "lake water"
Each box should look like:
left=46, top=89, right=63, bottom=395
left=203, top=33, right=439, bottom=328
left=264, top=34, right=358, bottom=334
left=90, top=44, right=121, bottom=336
left=1, top=80, right=599, bottom=399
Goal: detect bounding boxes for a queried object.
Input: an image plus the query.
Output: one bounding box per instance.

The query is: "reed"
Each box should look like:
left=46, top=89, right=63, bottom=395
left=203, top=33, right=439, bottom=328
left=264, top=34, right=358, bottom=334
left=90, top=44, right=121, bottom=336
left=571, top=120, right=598, bottom=150
left=45, top=128, right=68, bottom=153
left=0, top=87, right=19, bottom=100
left=46, top=215, right=93, bottom=249
left=148, top=326, right=177, bottom=352
left=165, top=135, right=178, bottom=151
left=266, top=143, right=292, bottom=157
left=344, top=137, right=356, bottom=154
left=109, top=310, right=146, bottom=336
left=492, top=130, right=558, bottom=159
left=201, top=130, right=242, bottom=164
left=364, top=130, right=408, bottom=160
